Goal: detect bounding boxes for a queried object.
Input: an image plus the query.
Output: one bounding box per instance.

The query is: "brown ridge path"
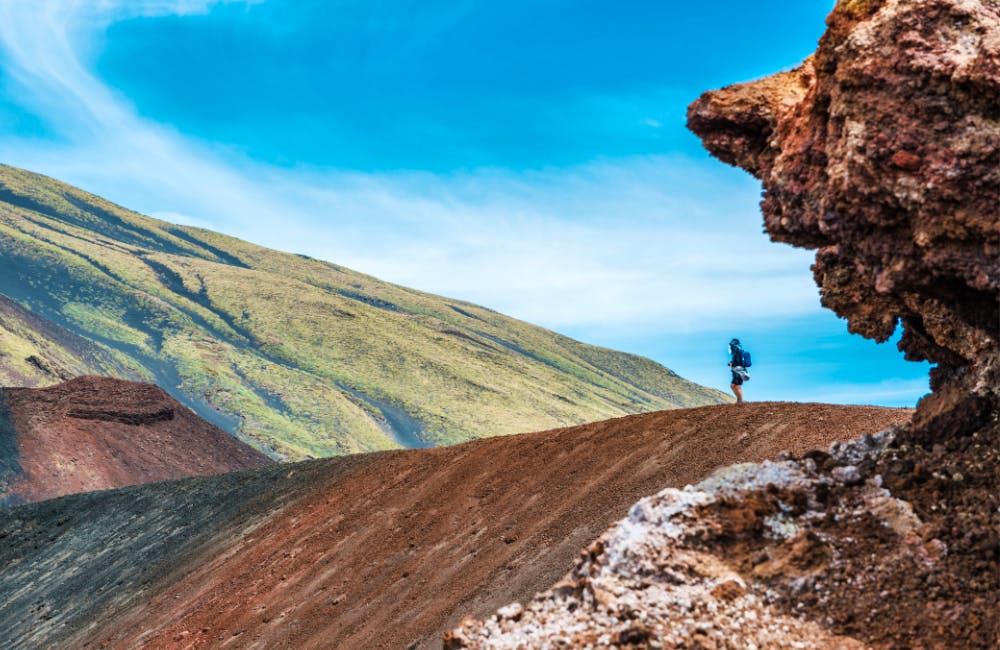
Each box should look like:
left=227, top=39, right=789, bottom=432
left=0, top=376, right=272, bottom=507
left=71, top=402, right=910, bottom=650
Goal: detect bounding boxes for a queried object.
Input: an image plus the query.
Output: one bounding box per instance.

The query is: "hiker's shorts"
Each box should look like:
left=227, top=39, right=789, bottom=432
left=731, top=367, right=749, bottom=385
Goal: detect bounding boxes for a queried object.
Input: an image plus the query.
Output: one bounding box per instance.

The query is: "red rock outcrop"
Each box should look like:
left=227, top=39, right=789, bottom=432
left=688, top=0, right=999, bottom=435
left=447, top=2, right=1000, bottom=648
left=0, top=375, right=272, bottom=506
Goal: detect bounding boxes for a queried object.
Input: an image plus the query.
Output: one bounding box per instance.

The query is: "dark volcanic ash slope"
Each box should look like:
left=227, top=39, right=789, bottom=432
left=449, top=1, right=999, bottom=648
left=0, top=375, right=272, bottom=507
left=0, top=403, right=908, bottom=649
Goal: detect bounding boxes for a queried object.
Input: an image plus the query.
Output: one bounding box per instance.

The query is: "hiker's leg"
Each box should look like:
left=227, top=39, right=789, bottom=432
left=731, top=383, right=743, bottom=403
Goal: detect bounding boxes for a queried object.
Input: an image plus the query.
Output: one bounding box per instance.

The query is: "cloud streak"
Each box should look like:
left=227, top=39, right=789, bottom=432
left=0, top=0, right=821, bottom=333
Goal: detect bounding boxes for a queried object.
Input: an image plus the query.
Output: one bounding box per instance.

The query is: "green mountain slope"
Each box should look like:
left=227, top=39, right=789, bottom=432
left=0, top=293, right=136, bottom=385
left=0, top=164, right=729, bottom=458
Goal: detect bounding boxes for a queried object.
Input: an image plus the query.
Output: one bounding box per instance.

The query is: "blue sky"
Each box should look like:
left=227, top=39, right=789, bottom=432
left=0, top=0, right=929, bottom=406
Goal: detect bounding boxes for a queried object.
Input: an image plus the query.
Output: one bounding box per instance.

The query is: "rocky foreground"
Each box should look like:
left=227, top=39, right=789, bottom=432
left=447, top=420, right=998, bottom=649
left=449, top=0, right=999, bottom=647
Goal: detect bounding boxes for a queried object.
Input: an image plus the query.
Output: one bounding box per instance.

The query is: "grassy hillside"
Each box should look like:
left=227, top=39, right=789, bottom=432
left=0, top=164, right=729, bottom=458
left=0, top=293, right=137, bottom=386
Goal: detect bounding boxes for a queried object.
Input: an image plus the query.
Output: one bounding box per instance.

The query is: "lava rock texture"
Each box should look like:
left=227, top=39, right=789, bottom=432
left=446, top=425, right=999, bottom=648
left=688, top=0, right=999, bottom=435
left=448, top=1, right=999, bottom=647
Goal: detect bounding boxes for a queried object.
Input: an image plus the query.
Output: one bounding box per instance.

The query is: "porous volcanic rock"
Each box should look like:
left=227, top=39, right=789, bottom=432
left=446, top=423, right=1000, bottom=648
left=0, top=375, right=272, bottom=506
left=448, top=1, right=1000, bottom=648
left=688, top=0, right=999, bottom=435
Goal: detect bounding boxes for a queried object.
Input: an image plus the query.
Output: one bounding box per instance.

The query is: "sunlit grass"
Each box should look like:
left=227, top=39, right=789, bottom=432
left=0, top=164, right=730, bottom=459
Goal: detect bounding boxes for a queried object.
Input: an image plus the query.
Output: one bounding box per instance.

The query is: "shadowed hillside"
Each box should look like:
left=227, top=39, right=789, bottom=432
left=0, top=294, right=136, bottom=386
left=0, top=402, right=909, bottom=649
left=0, top=164, right=728, bottom=459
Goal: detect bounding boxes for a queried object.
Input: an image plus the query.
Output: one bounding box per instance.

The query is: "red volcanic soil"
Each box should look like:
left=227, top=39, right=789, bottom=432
left=0, top=375, right=271, bottom=506
left=73, top=402, right=910, bottom=649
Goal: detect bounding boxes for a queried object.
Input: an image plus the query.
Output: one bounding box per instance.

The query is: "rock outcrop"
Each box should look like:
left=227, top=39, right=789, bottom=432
left=446, top=424, right=999, bottom=648
left=447, top=1, right=999, bottom=648
left=688, top=0, right=999, bottom=435
left=0, top=375, right=272, bottom=506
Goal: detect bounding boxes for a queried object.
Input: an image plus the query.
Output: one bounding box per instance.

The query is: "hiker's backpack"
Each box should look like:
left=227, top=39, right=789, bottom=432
left=740, top=349, right=752, bottom=368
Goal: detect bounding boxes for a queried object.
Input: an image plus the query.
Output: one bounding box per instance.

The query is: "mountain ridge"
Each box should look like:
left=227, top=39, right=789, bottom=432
left=0, top=164, right=728, bottom=458
left=0, top=402, right=910, bottom=649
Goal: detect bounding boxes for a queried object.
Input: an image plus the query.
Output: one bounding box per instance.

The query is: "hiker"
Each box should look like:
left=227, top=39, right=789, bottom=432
left=728, top=338, right=751, bottom=403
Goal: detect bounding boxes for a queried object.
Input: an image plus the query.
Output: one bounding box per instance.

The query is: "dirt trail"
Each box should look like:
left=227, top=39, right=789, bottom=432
left=0, top=376, right=271, bottom=506
left=32, top=402, right=910, bottom=650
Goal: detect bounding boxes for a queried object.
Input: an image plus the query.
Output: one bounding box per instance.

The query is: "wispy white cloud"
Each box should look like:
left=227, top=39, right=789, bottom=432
left=0, top=0, right=821, bottom=333
left=809, top=378, right=930, bottom=407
